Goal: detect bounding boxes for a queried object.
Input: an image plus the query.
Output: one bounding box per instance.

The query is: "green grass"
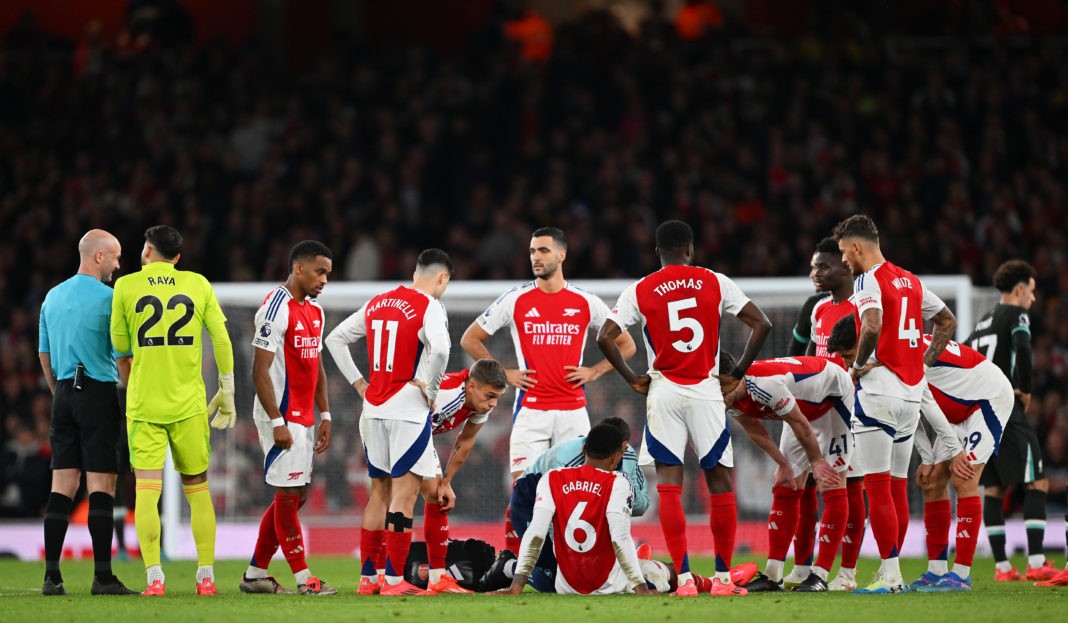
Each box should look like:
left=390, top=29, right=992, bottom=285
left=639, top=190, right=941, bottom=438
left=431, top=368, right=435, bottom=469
left=1, top=556, right=1063, bottom=623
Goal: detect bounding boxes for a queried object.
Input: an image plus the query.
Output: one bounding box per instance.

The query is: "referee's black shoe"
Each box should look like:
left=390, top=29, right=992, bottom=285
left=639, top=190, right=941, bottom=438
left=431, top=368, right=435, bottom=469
left=792, top=572, right=829, bottom=592
left=744, top=572, right=784, bottom=592
left=92, top=575, right=138, bottom=595
left=42, top=579, right=66, bottom=596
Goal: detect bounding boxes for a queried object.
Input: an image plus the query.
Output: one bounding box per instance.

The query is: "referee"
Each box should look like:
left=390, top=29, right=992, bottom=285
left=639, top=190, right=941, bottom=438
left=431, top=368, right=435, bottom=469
left=38, top=229, right=136, bottom=596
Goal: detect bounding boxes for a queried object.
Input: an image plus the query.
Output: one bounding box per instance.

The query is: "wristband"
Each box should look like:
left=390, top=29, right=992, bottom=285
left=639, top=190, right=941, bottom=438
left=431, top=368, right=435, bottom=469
left=271, top=418, right=286, bottom=428
left=320, top=411, right=332, bottom=421
left=852, top=360, right=866, bottom=371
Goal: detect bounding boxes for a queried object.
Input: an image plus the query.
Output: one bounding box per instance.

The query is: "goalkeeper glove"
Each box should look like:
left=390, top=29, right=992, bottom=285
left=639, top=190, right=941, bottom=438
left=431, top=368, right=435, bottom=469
left=208, top=373, right=237, bottom=429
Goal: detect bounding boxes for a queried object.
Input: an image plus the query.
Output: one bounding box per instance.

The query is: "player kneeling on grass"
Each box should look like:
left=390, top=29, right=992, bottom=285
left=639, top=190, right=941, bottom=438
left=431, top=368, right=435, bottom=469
left=720, top=353, right=848, bottom=593
left=828, top=318, right=1012, bottom=592
left=241, top=241, right=337, bottom=595
left=356, top=360, right=508, bottom=595
left=496, top=423, right=658, bottom=595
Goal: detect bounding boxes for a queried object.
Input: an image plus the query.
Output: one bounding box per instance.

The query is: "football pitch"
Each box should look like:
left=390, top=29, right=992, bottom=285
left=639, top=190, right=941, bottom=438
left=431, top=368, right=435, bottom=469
left=1, top=556, right=1062, bottom=623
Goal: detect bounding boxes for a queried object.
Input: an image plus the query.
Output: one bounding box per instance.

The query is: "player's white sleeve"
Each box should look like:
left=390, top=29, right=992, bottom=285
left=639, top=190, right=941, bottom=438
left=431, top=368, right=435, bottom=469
left=716, top=272, right=752, bottom=316
left=475, top=287, right=518, bottom=336
left=851, top=269, right=883, bottom=315
left=325, top=304, right=368, bottom=386
left=745, top=374, right=796, bottom=417
left=914, top=418, right=936, bottom=465
left=610, top=282, right=641, bottom=331
left=516, top=476, right=556, bottom=578
left=919, top=383, right=963, bottom=457
left=920, top=283, right=947, bottom=321
left=585, top=291, right=611, bottom=332
left=422, top=300, right=451, bottom=403
left=251, top=295, right=288, bottom=353
left=607, top=474, right=643, bottom=588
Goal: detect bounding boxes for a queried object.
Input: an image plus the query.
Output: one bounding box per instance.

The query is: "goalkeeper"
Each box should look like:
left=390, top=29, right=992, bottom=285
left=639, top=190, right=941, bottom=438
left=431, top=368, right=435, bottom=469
left=110, top=225, right=236, bottom=596
left=239, top=241, right=337, bottom=596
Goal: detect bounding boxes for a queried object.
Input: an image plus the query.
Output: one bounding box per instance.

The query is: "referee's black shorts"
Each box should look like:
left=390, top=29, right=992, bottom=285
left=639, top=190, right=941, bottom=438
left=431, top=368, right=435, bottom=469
left=979, top=401, right=1045, bottom=488
left=50, top=377, right=122, bottom=473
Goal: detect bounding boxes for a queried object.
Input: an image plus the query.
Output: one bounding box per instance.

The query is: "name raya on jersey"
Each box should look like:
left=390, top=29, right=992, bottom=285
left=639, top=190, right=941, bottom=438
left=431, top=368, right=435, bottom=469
left=535, top=465, right=633, bottom=594
left=810, top=297, right=855, bottom=368
left=923, top=335, right=1013, bottom=424
left=850, top=262, right=945, bottom=391
left=610, top=264, right=749, bottom=391
left=477, top=282, right=609, bottom=410
left=430, top=370, right=488, bottom=434
left=728, top=356, right=853, bottom=423
left=251, top=287, right=324, bottom=427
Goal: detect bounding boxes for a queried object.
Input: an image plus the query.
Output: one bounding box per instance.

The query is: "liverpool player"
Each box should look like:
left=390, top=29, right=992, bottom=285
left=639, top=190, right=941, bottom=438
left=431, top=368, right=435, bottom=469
left=596, top=220, right=772, bottom=596
left=460, top=227, right=635, bottom=551
left=326, top=249, right=452, bottom=596
left=239, top=241, right=336, bottom=595
left=833, top=215, right=956, bottom=594
left=496, top=423, right=654, bottom=595
left=721, top=354, right=849, bottom=593
left=966, top=260, right=1058, bottom=582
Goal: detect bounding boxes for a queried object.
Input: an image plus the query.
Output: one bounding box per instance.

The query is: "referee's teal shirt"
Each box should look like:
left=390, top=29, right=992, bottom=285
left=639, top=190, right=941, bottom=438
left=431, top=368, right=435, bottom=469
left=39, top=274, right=126, bottom=382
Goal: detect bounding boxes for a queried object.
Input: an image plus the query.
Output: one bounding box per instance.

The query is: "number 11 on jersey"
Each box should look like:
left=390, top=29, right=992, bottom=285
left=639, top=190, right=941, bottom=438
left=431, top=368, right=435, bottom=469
left=370, top=319, right=398, bottom=372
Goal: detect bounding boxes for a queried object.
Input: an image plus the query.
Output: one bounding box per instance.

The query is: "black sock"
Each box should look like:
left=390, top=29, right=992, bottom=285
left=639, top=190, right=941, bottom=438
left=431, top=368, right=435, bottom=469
left=114, top=507, right=126, bottom=550
left=88, top=492, right=115, bottom=581
left=983, top=495, right=1007, bottom=563
left=44, top=493, right=73, bottom=583
left=1023, top=489, right=1047, bottom=558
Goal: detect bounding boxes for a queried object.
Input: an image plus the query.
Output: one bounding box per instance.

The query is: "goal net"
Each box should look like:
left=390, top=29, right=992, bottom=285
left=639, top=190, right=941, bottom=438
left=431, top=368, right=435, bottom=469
left=186, top=276, right=990, bottom=525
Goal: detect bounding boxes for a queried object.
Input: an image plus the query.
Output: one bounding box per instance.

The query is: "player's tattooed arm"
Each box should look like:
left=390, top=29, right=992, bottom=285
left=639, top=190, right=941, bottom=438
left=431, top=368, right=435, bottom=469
left=923, top=306, right=957, bottom=369
left=851, top=308, right=881, bottom=382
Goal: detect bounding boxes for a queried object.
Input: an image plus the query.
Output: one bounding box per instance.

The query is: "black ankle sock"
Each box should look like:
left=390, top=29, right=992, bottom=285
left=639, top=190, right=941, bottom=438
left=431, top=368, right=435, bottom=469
left=983, top=495, right=1007, bottom=562
left=44, top=493, right=73, bottom=583
left=1023, top=489, right=1047, bottom=558
left=88, top=492, right=115, bottom=580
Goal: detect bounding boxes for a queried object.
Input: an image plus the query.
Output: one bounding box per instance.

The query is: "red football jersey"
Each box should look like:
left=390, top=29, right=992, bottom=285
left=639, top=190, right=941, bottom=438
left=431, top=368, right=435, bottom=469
left=431, top=370, right=491, bottom=434
left=363, top=285, right=434, bottom=406
left=924, top=334, right=995, bottom=424
left=730, top=356, right=853, bottom=422
left=810, top=297, right=855, bottom=369
left=251, top=287, right=325, bottom=427
left=477, top=283, right=610, bottom=410
left=540, top=464, right=629, bottom=594
left=852, top=262, right=943, bottom=388
left=610, top=264, right=749, bottom=385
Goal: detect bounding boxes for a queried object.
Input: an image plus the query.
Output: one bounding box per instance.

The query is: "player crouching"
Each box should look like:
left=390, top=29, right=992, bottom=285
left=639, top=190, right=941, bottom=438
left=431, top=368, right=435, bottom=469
left=358, top=360, right=508, bottom=595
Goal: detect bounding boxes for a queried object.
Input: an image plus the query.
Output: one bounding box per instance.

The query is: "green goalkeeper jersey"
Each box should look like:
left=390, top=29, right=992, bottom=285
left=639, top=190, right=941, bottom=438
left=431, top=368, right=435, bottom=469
left=111, top=261, right=234, bottom=424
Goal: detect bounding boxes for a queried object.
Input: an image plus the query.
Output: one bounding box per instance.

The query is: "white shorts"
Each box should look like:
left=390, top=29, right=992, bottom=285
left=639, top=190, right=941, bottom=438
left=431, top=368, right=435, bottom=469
left=639, top=377, right=733, bottom=470
left=359, top=415, right=438, bottom=479
left=920, top=392, right=1013, bottom=466
left=510, top=407, right=590, bottom=473
left=255, top=419, right=314, bottom=487
left=781, top=410, right=853, bottom=478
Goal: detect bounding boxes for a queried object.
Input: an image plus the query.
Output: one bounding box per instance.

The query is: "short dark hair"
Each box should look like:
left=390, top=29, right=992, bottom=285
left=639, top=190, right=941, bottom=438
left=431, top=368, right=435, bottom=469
left=993, top=260, right=1037, bottom=293
left=584, top=423, right=627, bottom=460
left=656, top=220, right=694, bottom=253
left=826, top=315, right=858, bottom=354
left=599, top=416, right=631, bottom=441
left=417, top=248, right=453, bottom=276
left=145, top=225, right=182, bottom=260
left=531, top=227, right=567, bottom=251
left=832, top=215, right=879, bottom=243
left=290, top=240, right=332, bottom=270
left=469, top=359, right=507, bottom=389
left=719, top=350, right=737, bottom=373
left=815, top=237, right=840, bottom=255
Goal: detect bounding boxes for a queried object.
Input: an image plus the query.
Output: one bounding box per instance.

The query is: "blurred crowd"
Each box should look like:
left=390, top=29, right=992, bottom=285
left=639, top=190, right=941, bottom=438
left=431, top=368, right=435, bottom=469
left=1, top=1, right=1067, bottom=517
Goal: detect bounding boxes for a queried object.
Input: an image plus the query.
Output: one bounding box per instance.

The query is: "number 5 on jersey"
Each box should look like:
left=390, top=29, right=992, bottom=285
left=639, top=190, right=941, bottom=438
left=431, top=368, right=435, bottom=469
left=668, top=298, right=704, bottom=353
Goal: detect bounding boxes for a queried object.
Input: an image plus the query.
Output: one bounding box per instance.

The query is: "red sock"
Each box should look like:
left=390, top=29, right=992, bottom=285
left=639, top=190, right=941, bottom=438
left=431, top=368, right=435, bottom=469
left=841, top=479, right=866, bottom=568
left=424, top=502, right=449, bottom=570
left=924, top=498, right=951, bottom=563
left=768, top=486, right=802, bottom=562
left=863, top=473, right=898, bottom=559
left=384, top=529, right=413, bottom=578
left=892, top=477, right=909, bottom=549
left=814, top=488, right=848, bottom=571
left=360, top=527, right=386, bottom=575
left=954, top=496, right=982, bottom=567
left=252, top=501, right=278, bottom=569
left=657, top=484, right=690, bottom=574
left=794, top=482, right=818, bottom=566
left=273, top=492, right=308, bottom=574
left=692, top=572, right=712, bottom=593
left=708, top=491, right=737, bottom=573
left=504, top=504, right=520, bottom=554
